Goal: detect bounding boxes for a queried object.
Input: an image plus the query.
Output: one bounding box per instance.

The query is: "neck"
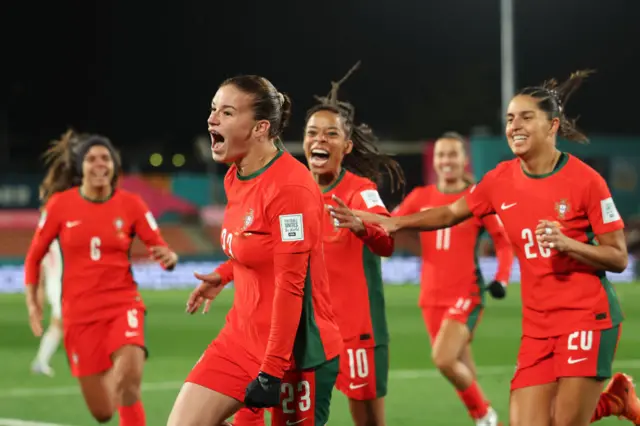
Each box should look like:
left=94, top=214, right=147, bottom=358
left=313, top=166, right=342, bottom=192
left=437, top=178, right=467, bottom=193
left=81, top=183, right=112, bottom=201
left=236, top=141, right=278, bottom=177
left=520, top=147, right=562, bottom=176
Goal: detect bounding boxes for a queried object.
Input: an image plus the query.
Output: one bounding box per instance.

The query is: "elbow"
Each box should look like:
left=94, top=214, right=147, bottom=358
left=610, top=255, right=628, bottom=273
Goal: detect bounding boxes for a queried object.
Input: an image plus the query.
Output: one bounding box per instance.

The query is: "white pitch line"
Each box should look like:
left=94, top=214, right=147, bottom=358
left=0, top=419, right=75, bottom=426
left=3, top=359, right=640, bottom=399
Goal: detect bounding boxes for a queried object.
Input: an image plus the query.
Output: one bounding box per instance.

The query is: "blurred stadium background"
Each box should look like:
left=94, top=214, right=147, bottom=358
left=2, top=0, right=640, bottom=424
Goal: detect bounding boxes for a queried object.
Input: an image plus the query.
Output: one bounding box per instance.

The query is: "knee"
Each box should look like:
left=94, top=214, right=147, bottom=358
left=114, top=371, right=142, bottom=404
left=89, top=408, right=113, bottom=424
left=432, top=349, right=455, bottom=374
left=552, top=409, right=581, bottom=426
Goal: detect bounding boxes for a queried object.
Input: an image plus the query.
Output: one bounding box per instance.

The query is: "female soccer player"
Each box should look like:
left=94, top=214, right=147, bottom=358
left=348, top=71, right=640, bottom=425
left=24, top=130, right=178, bottom=426
left=168, top=75, right=343, bottom=426
left=30, top=239, right=63, bottom=377
left=389, top=131, right=513, bottom=425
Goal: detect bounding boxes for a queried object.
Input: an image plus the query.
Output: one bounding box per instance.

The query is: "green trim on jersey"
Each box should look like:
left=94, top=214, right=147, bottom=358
left=475, top=227, right=486, bottom=305
left=595, top=325, right=620, bottom=379
left=362, top=246, right=390, bottom=346
left=78, top=187, right=115, bottom=203
left=521, top=152, right=569, bottom=179
left=293, top=260, right=328, bottom=369
left=321, top=168, right=346, bottom=194
left=586, top=228, right=624, bottom=327
left=236, top=149, right=283, bottom=181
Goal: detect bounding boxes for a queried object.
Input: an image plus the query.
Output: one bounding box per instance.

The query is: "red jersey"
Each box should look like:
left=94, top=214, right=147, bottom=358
left=393, top=185, right=513, bottom=308
left=466, top=153, right=625, bottom=337
left=321, top=169, right=394, bottom=347
left=24, top=188, right=167, bottom=325
left=216, top=150, right=342, bottom=378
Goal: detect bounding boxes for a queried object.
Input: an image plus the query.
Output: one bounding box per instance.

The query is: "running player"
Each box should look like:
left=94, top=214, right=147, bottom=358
left=24, top=130, right=178, bottom=426
left=168, top=75, right=343, bottom=426
left=351, top=71, right=640, bottom=425
left=389, top=132, right=513, bottom=425
left=30, top=238, right=63, bottom=377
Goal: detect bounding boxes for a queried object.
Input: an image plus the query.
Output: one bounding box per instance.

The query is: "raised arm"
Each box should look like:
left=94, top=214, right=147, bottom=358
left=129, top=194, right=178, bottom=270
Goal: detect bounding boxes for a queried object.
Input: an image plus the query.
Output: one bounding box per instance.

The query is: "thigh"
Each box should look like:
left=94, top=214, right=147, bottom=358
left=107, top=307, right=148, bottom=359
left=553, top=377, right=605, bottom=426
left=444, top=297, right=483, bottom=339
left=421, top=307, right=446, bottom=344
left=272, top=357, right=339, bottom=426
left=64, top=321, right=112, bottom=377
left=509, top=383, right=556, bottom=426
left=554, top=325, right=621, bottom=380
left=336, top=342, right=388, bottom=401
left=168, top=382, right=243, bottom=426
left=185, top=338, right=257, bottom=404
left=77, top=371, right=117, bottom=422
left=111, top=344, right=146, bottom=386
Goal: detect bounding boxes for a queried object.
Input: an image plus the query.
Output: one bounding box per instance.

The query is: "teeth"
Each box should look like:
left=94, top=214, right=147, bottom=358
left=442, top=166, right=452, bottom=172
left=513, top=135, right=527, bottom=141
left=312, top=149, right=329, bottom=155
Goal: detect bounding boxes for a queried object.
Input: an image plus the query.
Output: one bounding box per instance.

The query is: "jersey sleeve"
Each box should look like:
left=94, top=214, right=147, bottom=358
left=129, top=195, right=168, bottom=248
left=585, top=173, right=624, bottom=235
left=260, top=185, right=320, bottom=378
left=481, top=214, right=513, bottom=284
left=465, top=173, right=496, bottom=218
left=24, top=196, right=63, bottom=286
left=351, top=184, right=394, bottom=257
left=214, top=260, right=234, bottom=286
left=391, top=188, right=421, bottom=217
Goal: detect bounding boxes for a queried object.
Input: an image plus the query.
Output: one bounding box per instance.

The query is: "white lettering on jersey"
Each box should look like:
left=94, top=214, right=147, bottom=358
left=38, top=211, right=47, bottom=229
left=600, top=197, right=621, bottom=224
left=279, top=214, right=304, bottom=242
left=360, top=189, right=385, bottom=209
left=145, top=211, right=158, bottom=230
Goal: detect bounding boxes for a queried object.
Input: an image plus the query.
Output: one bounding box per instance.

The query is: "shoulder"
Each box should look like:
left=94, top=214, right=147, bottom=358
left=115, top=189, right=147, bottom=207
left=474, top=159, right=516, bottom=190
left=344, top=171, right=377, bottom=191
left=44, top=188, right=77, bottom=211
left=564, top=154, right=604, bottom=182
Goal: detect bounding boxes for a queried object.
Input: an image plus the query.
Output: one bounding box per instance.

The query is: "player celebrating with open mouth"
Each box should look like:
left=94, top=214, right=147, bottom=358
left=348, top=70, right=640, bottom=426
left=168, top=75, right=343, bottom=426
left=389, top=131, right=514, bottom=425
left=24, top=130, right=178, bottom=425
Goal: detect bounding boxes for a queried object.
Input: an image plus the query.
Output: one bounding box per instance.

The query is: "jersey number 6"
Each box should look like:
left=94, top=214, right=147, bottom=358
left=90, top=237, right=101, bottom=261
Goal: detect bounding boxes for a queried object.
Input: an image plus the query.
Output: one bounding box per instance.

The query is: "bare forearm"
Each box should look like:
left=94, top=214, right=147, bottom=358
left=395, top=207, right=460, bottom=232
left=566, top=239, right=628, bottom=273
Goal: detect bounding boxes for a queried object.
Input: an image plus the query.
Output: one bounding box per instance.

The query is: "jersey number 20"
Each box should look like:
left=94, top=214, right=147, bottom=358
left=521, top=228, right=551, bottom=259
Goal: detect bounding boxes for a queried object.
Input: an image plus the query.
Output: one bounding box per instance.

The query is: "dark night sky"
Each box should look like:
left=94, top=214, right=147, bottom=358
left=4, top=0, right=639, bottom=169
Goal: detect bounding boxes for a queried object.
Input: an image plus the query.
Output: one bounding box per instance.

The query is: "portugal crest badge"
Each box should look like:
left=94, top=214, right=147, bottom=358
left=555, top=199, right=570, bottom=220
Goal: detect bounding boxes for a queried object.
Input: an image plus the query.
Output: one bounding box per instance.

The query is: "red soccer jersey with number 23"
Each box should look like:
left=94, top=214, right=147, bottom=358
left=466, top=153, right=624, bottom=338
left=216, top=150, right=343, bottom=378
left=24, top=188, right=167, bottom=325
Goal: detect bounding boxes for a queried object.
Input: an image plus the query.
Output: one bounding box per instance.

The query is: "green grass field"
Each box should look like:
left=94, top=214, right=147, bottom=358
left=1, top=284, right=639, bottom=425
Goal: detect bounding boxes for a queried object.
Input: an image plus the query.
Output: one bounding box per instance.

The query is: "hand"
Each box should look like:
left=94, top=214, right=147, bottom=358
left=327, top=195, right=366, bottom=236
left=25, top=286, right=43, bottom=337
left=535, top=220, right=573, bottom=253
left=244, top=371, right=282, bottom=408
left=487, top=280, right=507, bottom=299
left=353, top=210, right=399, bottom=234
left=150, top=246, right=178, bottom=270
left=186, top=271, right=224, bottom=314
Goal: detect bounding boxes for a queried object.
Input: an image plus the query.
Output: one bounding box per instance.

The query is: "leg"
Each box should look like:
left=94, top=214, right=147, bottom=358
left=32, top=315, right=62, bottom=376
left=78, top=371, right=118, bottom=423
left=112, top=345, right=146, bottom=426
left=509, top=335, right=558, bottom=426
left=231, top=407, right=265, bottom=426
left=271, top=357, right=339, bottom=426
left=168, top=383, right=243, bottom=426
left=348, top=399, right=385, bottom=426
left=459, top=343, right=477, bottom=381
left=432, top=319, right=473, bottom=389
left=553, top=378, right=604, bottom=426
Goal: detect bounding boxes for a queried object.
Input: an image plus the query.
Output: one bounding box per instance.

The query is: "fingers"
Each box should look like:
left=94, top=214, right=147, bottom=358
left=186, top=292, right=203, bottom=314
left=353, top=210, right=385, bottom=224
left=194, top=271, right=217, bottom=282
left=331, top=194, right=349, bottom=209
left=203, top=299, right=212, bottom=314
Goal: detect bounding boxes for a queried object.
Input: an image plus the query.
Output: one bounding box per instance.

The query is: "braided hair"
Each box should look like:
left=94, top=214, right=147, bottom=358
left=306, top=61, right=405, bottom=192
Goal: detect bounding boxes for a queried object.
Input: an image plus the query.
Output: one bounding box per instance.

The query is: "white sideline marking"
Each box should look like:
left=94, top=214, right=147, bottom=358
left=3, top=359, right=640, bottom=399
left=0, top=419, right=74, bottom=426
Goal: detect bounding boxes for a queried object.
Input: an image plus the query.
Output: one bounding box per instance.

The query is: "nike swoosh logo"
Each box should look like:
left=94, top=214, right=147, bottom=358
left=125, top=331, right=139, bottom=338
left=66, top=221, right=81, bottom=228
left=567, top=357, right=587, bottom=364
left=285, top=419, right=307, bottom=425
left=501, top=202, right=517, bottom=210
left=349, top=383, right=368, bottom=390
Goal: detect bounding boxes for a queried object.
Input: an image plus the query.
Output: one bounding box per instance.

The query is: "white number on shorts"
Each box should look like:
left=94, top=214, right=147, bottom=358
left=90, top=236, right=101, bottom=261
left=281, top=381, right=311, bottom=413
left=436, top=228, right=451, bottom=250
left=220, top=228, right=234, bottom=258
left=454, top=298, right=472, bottom=312
left=568, top=330, right=593, bottom=351
left=347, top=348, right=369, bottom=379
left=522, top=228, right=551, bottom=259
left=127, top=309, right=139, bottom=329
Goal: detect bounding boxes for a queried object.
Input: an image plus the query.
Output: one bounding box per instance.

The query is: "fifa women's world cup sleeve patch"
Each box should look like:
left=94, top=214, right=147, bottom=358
left=360, top=189, right=386, bottom=209
left=279, top=214, right=304, bottom=242
left=268, top=185, right=319, bottom=254
left=586, top=174, right=624, bottom=234
left=600, top=198, right=621, bottom=224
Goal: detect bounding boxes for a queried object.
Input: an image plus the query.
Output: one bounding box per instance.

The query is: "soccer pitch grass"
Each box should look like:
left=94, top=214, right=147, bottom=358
left=1, top=284, right=639, bottom=425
